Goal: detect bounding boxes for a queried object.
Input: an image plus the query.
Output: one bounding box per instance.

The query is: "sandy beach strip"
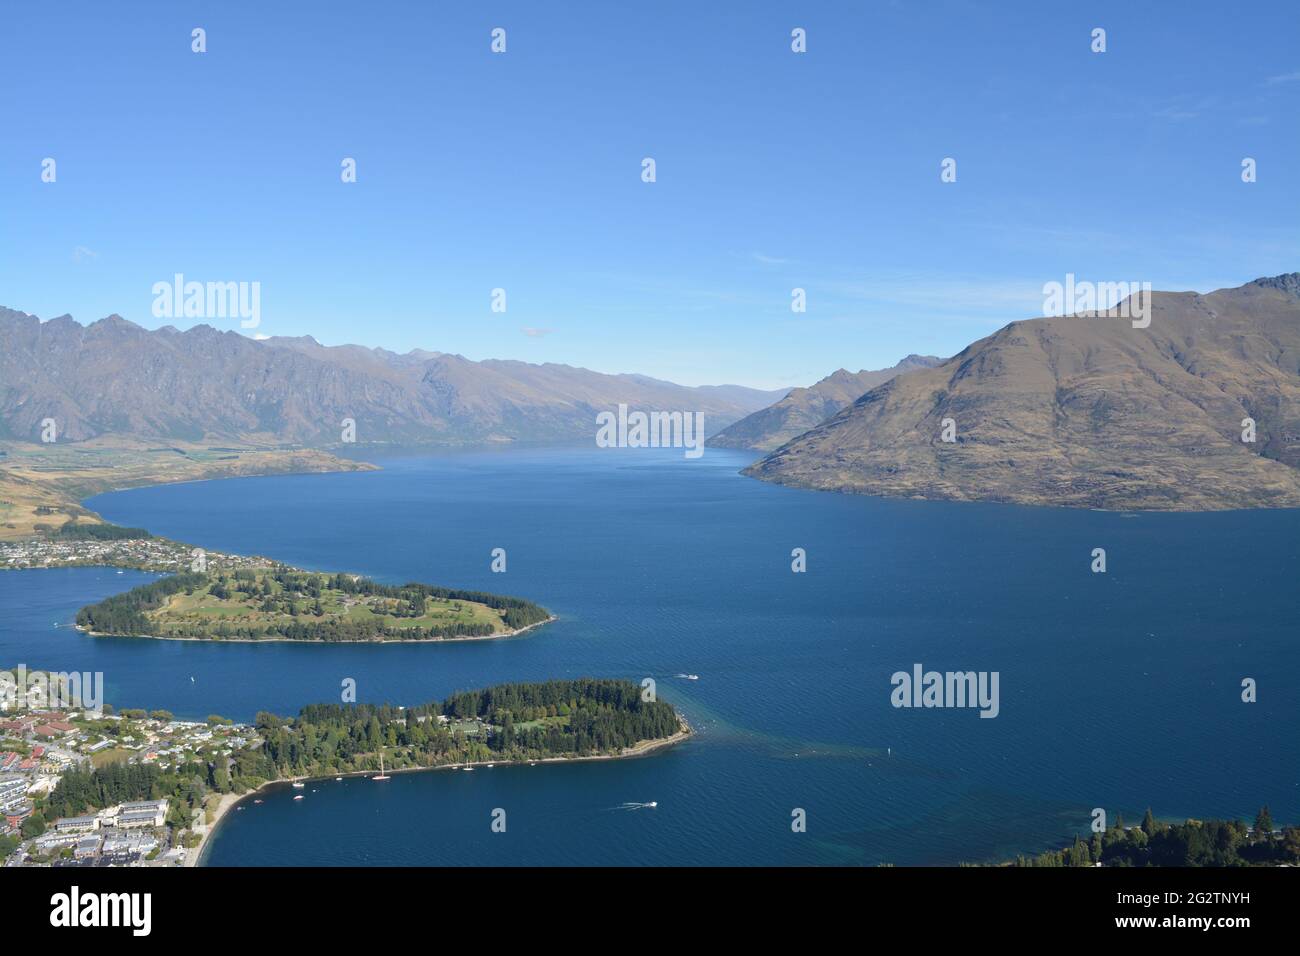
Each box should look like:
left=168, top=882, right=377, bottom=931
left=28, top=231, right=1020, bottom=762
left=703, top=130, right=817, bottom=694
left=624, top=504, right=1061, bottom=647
left=185, top=791, right=244, bottom=867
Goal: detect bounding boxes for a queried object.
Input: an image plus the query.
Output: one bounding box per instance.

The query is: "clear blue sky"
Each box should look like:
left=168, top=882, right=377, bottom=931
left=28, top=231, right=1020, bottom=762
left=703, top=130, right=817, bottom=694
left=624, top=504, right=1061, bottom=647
left=2, top=1, right=1296, bottom=388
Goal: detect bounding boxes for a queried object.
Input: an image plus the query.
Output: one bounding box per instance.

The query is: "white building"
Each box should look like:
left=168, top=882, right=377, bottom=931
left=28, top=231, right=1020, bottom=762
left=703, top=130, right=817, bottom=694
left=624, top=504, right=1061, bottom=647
left=54, top=814, right=99, bottom=834
left=111, top=799, right=168, bottom=829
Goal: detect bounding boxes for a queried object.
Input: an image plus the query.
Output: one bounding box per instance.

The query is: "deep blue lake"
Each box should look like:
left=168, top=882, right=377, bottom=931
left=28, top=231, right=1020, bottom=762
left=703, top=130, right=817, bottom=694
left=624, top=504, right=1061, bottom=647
left=2, top=445, right=1296, bottom=865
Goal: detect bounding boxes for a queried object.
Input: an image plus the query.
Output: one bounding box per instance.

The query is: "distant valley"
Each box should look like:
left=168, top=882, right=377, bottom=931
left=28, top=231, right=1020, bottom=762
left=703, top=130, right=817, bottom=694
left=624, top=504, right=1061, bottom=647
left=709, top=355, right=942, bottom=452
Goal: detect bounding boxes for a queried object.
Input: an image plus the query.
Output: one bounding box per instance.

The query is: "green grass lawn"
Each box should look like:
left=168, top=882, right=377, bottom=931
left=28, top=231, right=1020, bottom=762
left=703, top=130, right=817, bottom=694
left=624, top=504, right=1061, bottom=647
left=90, top=747, right=133, bottom=768
left=341, top=598, right=499, bottom=629
left=512, top=716, right=570, bottom=733
left=149, top=572, right=509, bottom=636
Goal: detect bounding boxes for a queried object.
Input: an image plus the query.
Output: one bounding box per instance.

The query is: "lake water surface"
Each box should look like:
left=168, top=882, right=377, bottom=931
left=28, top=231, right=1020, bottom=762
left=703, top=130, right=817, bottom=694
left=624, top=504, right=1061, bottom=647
left=3, top=446, right=1295, bottom=865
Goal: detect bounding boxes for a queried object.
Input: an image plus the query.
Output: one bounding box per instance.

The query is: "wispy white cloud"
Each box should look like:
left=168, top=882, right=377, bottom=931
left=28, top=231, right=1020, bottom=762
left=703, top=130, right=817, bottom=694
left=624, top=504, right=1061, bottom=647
left=1264, top=70, right=1300, bottom=86
left=819, top=273, right=1046, bottom=322
left=71, top=246, right=98, bottom=263
left=521, top=327, right=554, bottom=338
left=1150, top=94, right=1223, bottom=122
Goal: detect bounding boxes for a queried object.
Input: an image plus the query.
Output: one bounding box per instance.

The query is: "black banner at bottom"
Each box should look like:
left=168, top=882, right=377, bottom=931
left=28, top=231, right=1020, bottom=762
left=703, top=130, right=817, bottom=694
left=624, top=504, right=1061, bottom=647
left=3, top=864, right=1284, bottom=942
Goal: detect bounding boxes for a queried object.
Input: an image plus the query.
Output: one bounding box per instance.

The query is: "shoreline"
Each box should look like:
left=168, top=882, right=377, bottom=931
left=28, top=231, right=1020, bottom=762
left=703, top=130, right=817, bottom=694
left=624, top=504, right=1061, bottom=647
left=192, top=716, right=692, bottom=867
left=186, top=791, right=243, bottom=867
left=6, top=460, right=557, bottom=647
left=0, top=442, right=377, bottom=543
left=76, top=614, right=559, bottom=645
left=9, top=459, right=687, bottom=869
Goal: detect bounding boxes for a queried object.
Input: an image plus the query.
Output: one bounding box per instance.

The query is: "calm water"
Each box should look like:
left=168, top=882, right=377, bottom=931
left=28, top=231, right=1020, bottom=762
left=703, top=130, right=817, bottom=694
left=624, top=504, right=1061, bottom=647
left=3, top=446, right=1296, bottom=865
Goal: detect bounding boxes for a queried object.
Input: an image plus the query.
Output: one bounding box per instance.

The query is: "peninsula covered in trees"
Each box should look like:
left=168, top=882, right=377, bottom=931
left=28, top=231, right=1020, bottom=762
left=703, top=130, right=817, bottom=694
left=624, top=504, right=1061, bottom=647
left=256, top=678, right=689, bottom=778
left=3, top=678, right=686, bottom=867
left=41, top=679, right=685, bottom=812
left=75, top=568, right=552, bottom=642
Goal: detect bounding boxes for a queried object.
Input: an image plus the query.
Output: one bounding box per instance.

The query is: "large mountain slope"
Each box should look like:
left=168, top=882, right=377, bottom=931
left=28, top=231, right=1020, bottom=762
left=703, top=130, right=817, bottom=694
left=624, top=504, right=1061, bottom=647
left=0, top=310, right=783, bottom=445
left=708, top=355, right=941, bottom=451
left=745, top=274, right=1300, bottom=511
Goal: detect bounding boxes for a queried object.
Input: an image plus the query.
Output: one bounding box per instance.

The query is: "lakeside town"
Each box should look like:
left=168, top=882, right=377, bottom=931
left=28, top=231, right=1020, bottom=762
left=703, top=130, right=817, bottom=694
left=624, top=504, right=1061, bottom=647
left=1, top=669, right=693, bottom=870
left=0, top=532, right=276, bottom=575
left=0, top=699, right=259, bottom=868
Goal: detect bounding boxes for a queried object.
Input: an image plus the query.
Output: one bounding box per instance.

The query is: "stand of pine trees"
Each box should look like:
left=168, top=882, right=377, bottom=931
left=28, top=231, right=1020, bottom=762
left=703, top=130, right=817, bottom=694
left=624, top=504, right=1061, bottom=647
left=256, top=679, right=683, bottom=778
left=1013, top=807, right=1300, bottom=867
left=34, top=750, right=274, bottom=840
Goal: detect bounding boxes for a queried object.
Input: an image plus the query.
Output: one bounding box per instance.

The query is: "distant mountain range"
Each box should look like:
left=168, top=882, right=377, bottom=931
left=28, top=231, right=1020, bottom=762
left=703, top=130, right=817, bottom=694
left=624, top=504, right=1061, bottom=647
left=708, top=355, right=942, bottom=451
left=0, top=310, right=786, bottom=445
left=9, top=274, right=1299, bottom=512
left=745, top=274, right=1300, bottom=511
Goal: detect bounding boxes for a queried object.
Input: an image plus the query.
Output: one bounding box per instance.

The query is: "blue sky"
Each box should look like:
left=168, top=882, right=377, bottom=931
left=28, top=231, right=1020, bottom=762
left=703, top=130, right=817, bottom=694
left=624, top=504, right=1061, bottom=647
left=1, top=1, right=1297, bottom=388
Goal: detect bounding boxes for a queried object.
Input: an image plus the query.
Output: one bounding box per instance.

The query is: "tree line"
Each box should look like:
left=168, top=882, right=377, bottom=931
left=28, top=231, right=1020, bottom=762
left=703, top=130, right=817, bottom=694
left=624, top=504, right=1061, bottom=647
left=76, top=572, right=207, bottom=634
left=1012, top=807, right=1300, bottom=867
left=26, top=735, right=278, bottom=844
left=256, top=679, right=683, bottom=778
left=53, top=521, right=153, bottom=541
left=19, top=680, right=678, bottom=847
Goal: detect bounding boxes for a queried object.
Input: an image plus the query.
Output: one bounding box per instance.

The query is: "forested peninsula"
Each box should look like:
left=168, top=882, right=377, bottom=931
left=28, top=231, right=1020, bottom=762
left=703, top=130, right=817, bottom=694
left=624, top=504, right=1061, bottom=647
left=257, top=678, right=689, bottom=778
left=8, top=679, right=688, bottom=866
left=76, top=568, right=552, bottom=642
